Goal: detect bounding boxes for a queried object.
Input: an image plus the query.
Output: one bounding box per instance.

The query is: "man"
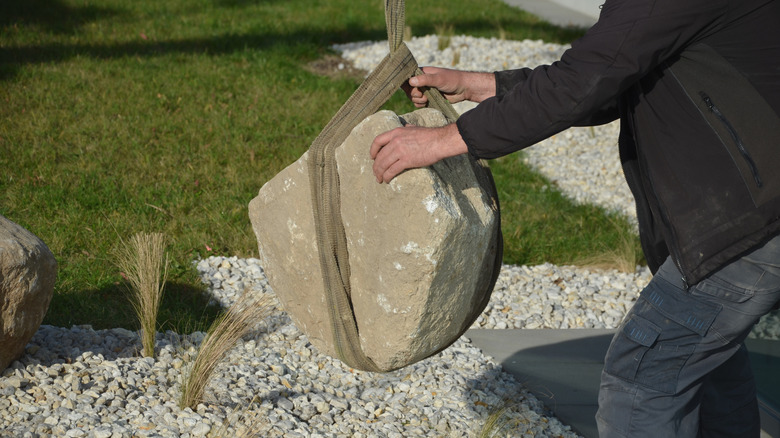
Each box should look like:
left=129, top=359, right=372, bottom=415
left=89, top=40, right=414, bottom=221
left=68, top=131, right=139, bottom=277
left=370, top=0, right=780, bottom=436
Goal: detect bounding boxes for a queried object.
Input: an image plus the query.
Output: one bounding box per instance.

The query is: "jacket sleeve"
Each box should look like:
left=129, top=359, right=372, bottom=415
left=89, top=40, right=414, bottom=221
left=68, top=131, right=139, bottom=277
left=496, top=69, right=619, bottom=126
left=458, top=0, right=728, bottom=159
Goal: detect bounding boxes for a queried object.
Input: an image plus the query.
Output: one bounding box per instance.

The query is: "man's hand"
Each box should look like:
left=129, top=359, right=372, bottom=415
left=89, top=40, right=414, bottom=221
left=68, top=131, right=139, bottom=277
left=404, top=67, right=496, bottom=108
left=370, top=123, right=468, bottom=183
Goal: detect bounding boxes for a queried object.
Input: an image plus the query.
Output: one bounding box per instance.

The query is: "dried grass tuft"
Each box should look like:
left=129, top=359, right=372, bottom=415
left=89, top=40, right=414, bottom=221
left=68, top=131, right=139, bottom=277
left=179, top=291, right=275, bottom=410
left=114, top=232, right=168, bottom=358
left=576, top=243, right=640, bottom=274
left=435, top=23, right=454, bottom=51
left=477, top=396, right=535, bottom=438
left=576, top=217, right=641, bottom=274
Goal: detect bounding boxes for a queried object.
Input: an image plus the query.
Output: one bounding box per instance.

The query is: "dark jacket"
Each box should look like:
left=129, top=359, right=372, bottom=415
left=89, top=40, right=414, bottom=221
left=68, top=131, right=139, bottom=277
left=457, top=0, right=780, bottom=285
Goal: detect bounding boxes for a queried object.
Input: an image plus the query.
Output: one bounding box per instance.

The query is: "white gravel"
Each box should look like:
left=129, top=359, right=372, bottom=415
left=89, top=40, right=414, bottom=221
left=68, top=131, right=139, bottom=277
left=4, top=255, right=589, bottom=438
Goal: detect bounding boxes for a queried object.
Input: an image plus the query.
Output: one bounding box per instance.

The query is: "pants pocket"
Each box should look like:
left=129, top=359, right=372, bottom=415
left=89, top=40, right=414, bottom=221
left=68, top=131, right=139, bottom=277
left=605, top=279, right=721, bottom=394
left=605, top=312, right=695, bottom=394
left=693, top=275, right=754, bottom=303
left=694, top=234, right=780, bottom=302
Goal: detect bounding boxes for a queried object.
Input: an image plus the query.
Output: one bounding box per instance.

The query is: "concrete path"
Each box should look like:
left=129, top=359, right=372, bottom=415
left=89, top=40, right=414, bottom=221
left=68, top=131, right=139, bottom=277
left=468, top=329, right=780, bottom=437
left=467, top=329, right=613, bottom=438
left=502, top=0, right=601, bottom=28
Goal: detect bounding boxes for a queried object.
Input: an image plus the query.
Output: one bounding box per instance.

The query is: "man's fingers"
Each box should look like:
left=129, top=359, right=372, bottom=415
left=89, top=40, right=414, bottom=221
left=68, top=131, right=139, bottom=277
left=409, top=67, right=445, bottom=89
left=372, top=147, right=398, bottom=183
left=404, top=78, right=429, bottom=107
left=409, top=67, right=435, bottom=87
left=373, top=151, right=406, bottom=184
left=371, top=128, right=412, bottom=183
left=408, top=67, right=452, bottom=106
left=370, top=129, right=394, bottom=159
left=408, top=76, right=430, bottom=91
left=371, top=124, right=442, bottom=183
left=381, top=160, right=407, bottom=183
left=371, top=128, right=401, bottom=181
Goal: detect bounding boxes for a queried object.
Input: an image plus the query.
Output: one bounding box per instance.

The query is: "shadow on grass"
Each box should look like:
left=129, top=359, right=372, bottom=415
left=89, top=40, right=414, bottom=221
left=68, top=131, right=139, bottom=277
left=44, top=280, right=223, bottom=334
left=0, top=17, right=583, bottom=80
left=213, top=0, right=287, bottom=8
left=0, top=0, right=120, bottom=35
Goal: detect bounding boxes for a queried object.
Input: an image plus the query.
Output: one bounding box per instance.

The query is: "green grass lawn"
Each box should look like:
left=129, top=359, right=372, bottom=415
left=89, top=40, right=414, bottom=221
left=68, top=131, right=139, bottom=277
left=0, top=0, right=639, bottom=332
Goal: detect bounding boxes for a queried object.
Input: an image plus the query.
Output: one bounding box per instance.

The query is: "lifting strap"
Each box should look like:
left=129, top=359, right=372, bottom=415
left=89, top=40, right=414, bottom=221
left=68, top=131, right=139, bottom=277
left=307, top=0, right=474, bottom=371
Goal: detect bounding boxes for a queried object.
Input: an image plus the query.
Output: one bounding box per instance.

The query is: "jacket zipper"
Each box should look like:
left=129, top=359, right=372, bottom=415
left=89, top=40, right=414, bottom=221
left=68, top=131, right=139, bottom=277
left=645, top=174, right=690, bottom=289
left=625, top=103, right=690, bottom=289
left=647, top=168, right=691, bottom=289
left=699, top=91, right=763, bottom=188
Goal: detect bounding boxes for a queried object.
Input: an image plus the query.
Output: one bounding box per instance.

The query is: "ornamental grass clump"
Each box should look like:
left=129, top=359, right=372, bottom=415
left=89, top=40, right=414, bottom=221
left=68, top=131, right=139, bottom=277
left=575, top=215, right=642, bottom=273
left=179, top=291, right=274, bottom=410
left=478, top=397, right=529, bottom=438
left=435, top=23, right=455, bottom=51
left=114, top=232, right=169, bottom=358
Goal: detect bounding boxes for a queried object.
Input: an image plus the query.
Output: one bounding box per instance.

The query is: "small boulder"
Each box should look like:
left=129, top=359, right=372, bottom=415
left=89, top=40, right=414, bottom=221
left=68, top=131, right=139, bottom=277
left=0, top=215, right=57, bottom=371
left=249, top=108, right=501, bottom=371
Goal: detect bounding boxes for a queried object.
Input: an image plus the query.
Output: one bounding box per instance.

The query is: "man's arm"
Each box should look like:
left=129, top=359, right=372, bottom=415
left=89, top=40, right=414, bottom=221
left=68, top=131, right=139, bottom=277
left=373, top=0, right=727, bottom=182
left=459, top=0, right=728, bottom=159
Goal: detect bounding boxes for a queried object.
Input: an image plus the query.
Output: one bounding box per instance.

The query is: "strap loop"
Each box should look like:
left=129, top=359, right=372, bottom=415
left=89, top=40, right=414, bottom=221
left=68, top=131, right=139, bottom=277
left=307, top=0, right=496, bottom=371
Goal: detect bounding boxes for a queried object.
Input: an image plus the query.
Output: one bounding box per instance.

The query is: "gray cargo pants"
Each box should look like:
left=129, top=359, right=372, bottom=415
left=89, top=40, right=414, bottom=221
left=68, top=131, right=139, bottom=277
left=596, top=234, right=780, bottom=437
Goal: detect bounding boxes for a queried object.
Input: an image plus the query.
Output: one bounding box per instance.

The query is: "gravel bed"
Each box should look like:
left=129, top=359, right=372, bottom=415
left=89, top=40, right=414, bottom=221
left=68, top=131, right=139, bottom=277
left=2, top=250, right=648, bottom=437
left=4, top=324, right=571, bottom=437
left=2, top=255, right=593, bottom=438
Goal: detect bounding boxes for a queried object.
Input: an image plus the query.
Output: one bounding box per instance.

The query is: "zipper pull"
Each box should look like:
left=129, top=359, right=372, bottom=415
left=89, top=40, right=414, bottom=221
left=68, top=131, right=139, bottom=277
left=699, top=91, right=723, bottom=118
left=700, top=92, right=716, bottom=113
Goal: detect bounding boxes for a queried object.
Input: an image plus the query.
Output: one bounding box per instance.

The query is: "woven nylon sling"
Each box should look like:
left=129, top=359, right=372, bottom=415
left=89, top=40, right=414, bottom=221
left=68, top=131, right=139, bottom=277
left=307, top=0, right=502, bottom=371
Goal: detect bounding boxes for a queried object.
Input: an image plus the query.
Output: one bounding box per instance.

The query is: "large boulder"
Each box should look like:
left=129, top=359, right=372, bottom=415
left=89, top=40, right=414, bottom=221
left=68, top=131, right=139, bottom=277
left=0, top=215, right=57, bottom=371
left=249, top=108, right=501, bottom=371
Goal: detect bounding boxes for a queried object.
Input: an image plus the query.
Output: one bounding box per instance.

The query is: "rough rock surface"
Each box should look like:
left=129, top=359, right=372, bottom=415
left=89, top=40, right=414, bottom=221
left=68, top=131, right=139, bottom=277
left=249, top=108, right=501, bottom=371
left=0, top=215, right=57, bottom=371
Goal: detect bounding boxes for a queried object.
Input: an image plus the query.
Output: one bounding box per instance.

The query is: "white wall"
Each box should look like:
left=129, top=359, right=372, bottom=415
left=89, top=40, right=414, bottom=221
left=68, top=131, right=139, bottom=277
left=548, top=0, right=603, bottom=20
